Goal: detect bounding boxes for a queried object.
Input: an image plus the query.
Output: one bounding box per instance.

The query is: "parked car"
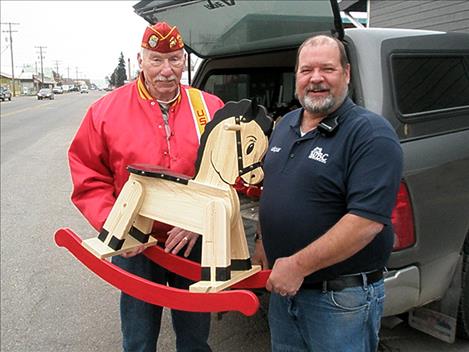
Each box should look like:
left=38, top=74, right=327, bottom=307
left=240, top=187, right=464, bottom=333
left=80, top=86, right=89, bottom=94
left=135, top=0, right=469, bottom=343
left=52, top=86, right=64, bottom=94
left=37, top=88, right=54, bottom=100
left=0, top=86, right=12, bottom=101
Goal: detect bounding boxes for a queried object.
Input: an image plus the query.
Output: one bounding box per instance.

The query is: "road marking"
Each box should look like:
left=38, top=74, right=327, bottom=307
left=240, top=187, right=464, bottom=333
left=1, top=101, right=54, bottom=117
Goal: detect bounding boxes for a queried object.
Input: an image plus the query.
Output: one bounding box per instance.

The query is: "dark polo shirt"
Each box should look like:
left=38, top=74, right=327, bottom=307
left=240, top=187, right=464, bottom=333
left=259, top=98, right=403, bottom=284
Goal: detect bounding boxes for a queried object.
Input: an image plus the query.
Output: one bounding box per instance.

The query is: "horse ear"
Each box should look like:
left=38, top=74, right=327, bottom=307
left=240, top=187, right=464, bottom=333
left=250, top=98, right=259, bottom=117
left=242, top=98, right=259, bottom=122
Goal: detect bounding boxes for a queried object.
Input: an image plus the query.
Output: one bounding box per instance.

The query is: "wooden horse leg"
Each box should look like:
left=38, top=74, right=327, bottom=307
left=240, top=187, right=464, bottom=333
left=203, top=200, right=231, bottom=281
left=230, top=213, right=252, bottom=271
left=190, top=200, right=260, bottom=293
left=82, top=179, right=156, bottom=258
left=190, top=200, right=229, bottom=292
left=129, top=215, right=155, bottom=244
left=228, top=188, right=253, bottom=271
left=228, top=213, right=261, bottom=284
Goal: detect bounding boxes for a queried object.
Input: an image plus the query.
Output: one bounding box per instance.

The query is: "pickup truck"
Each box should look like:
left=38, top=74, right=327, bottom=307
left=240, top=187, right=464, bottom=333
left=134, top=0, right=469, bottom=343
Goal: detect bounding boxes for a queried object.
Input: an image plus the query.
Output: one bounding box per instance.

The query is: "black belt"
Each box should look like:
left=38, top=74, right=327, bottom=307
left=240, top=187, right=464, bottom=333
left=301, top=270, right=383, bottom=292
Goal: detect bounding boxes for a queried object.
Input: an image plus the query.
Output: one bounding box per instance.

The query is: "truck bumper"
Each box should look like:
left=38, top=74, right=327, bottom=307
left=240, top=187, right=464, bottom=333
left=383, top=265, right=420, bottom=316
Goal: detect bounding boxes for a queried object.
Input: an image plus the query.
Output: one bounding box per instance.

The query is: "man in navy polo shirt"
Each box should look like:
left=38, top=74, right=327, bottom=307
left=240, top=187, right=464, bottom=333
left=253, top=35, right=403, bottom=351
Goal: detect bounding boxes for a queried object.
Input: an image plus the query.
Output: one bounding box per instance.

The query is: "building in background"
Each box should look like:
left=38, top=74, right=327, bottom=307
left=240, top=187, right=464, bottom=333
left=340, top=0, right=469, bottom=33
left=370, top=0, right=469, bottom=33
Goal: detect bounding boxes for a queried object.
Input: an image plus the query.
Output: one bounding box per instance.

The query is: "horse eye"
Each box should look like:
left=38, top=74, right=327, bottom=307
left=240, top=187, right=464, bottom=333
left=246, top=142, right=255, bottom=155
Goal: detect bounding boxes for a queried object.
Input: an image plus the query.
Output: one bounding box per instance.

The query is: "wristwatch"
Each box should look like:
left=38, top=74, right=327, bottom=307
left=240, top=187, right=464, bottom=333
left=254, top=232, right=263, bottom=241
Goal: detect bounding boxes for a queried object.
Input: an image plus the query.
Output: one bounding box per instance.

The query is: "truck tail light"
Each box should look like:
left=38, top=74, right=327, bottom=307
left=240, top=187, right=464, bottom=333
left=391, top=182, right=416, bottom=251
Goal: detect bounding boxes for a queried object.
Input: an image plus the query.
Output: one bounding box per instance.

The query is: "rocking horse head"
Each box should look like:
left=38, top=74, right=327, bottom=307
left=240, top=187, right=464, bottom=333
left=194, top=99, right=273, bottom=186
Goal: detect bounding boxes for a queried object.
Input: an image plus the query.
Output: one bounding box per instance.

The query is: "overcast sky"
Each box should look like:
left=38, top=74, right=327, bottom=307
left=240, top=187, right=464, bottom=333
left=1, top=1, right=148, bottom=85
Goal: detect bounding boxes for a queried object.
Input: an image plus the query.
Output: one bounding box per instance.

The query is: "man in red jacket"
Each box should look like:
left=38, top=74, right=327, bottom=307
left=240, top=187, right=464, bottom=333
left=69, top=22, right=223, bottom=352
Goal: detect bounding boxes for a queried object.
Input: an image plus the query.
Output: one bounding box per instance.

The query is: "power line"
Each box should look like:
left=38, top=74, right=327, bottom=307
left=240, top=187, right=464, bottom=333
left=1, top=22, right=19, bottom=96
left=1, top=45, right=9, bottom=54
left=53, top=60, right=61, bottom=76
left=35, top=46, right=47, bottom=88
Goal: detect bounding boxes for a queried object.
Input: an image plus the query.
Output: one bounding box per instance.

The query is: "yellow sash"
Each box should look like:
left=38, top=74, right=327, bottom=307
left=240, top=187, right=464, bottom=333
left=186, top=88, right=211, bottom=140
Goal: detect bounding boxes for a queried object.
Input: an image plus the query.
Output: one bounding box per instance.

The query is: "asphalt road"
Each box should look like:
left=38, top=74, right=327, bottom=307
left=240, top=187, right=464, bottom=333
left=1, top=93, right=468, bottom=351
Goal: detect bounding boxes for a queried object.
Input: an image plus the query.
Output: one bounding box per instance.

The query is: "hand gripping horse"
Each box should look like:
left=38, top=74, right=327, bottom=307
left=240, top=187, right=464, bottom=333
left=74, top=99, right=272, bottom=294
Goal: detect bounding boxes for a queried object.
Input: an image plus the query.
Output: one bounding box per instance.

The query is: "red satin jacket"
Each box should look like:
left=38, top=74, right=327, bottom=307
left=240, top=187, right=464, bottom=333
left=69, top=78, right=224, bottom=235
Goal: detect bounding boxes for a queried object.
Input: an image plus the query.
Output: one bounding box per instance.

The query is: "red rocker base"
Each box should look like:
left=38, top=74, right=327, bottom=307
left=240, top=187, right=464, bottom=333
left=54, top=228, right=271, bottom=316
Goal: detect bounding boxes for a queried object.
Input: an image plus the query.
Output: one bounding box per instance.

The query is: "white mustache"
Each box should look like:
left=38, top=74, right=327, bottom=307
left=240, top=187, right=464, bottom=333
left=156, top=75, right=177, bottom=82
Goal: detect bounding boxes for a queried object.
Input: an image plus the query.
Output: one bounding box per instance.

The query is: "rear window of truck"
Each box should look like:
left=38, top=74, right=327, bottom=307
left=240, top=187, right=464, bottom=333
left=203, top=69, right=299, bottom=120
left=391, top=54, right=469, bottom=118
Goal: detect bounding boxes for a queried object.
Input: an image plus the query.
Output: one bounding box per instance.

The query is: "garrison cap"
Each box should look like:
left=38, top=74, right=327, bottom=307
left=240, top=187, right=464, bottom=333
left=141, top=22, right=184, bottom=52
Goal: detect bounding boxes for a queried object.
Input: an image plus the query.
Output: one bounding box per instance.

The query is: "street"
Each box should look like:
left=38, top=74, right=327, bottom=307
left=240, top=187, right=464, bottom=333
left=1, top=93, right=468, bottom=351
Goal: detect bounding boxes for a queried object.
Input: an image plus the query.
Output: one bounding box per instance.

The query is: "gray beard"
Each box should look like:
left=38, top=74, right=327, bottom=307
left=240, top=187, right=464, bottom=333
left=301, top=94, right=336, bottom=115
left=299, top=85, right=348, bottom=115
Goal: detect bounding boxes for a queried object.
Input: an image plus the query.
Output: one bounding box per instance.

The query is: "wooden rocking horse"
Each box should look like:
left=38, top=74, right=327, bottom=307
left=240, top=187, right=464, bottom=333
left=55, top=99, right=273, bottom=314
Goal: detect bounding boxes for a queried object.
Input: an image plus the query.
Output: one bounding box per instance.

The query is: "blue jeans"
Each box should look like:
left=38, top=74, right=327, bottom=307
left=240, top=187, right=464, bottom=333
left=268, top=277, right=385, bottom=352
left=112, top=240, right=211, bottom=352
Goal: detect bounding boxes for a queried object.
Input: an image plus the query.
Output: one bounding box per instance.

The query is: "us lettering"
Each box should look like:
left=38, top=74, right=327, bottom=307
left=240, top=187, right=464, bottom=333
left=199, top=117, right=207, bottom=125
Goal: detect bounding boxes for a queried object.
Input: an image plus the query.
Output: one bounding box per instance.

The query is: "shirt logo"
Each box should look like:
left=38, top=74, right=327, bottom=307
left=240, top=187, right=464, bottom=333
left=270, top=146, right=282, bottom=153
left=308, top=147, right=329, bottom=164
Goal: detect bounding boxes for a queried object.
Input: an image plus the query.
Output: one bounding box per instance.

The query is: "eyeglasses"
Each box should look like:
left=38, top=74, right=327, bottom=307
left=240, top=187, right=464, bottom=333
left=148, top=55, right=185, bottom=69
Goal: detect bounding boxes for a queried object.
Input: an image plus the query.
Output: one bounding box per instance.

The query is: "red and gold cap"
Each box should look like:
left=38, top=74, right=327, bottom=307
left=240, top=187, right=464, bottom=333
left=141, top=22, right=184, bottom=53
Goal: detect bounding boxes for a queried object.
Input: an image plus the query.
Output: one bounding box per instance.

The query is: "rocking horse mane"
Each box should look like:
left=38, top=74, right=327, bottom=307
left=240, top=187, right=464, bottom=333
left=194, top=99, right=273, bottom=177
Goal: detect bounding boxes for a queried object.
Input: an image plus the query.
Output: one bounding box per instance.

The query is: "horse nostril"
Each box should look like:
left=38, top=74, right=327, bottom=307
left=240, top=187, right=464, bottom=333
left=251, top=174, right=255, bottom=178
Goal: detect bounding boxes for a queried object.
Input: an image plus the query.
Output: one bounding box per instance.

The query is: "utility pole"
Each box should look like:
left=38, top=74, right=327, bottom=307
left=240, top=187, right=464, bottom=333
left=53, top=60, right=61, bottom=79
left=1, top=22, right=19, bottom=96
left=35, top=46, right=46, bottom=89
